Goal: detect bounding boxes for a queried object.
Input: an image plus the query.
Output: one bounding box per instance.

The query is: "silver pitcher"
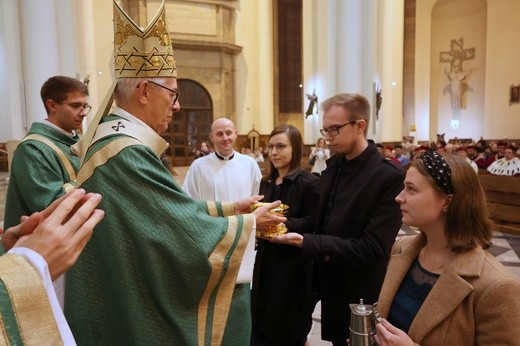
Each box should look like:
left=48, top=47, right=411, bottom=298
left=349, top=299, right=378, bottom=346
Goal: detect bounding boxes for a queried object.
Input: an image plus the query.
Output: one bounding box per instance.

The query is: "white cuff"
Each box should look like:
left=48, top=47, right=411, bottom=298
left=236, top=215, right=256, bottom=284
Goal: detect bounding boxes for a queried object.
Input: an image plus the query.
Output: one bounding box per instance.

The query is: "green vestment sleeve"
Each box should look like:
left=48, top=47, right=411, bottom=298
left=3, top=123, right=79, bottom=229
left=65, top=130, right=254, bottom=346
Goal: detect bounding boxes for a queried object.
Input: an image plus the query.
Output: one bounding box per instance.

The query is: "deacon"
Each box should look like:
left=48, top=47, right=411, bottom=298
left=65, top=2, right=284, bottom=345
left=182, top=117, right=262, bottom=201
left=4, top=76, right=90, bottom=230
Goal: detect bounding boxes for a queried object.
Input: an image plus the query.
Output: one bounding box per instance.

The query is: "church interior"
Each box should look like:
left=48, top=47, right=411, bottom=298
left=1, top=0, right=520, bottom=343
left=2, top=0, right=520, bottom=160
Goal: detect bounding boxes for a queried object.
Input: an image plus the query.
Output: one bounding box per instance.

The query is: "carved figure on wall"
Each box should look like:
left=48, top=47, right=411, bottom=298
left=305, top=90, right=318, bottom=118
left=440, top=38, right=475, bottom=109
left=445, top=69, right=471, bottom=109
left=436, top=133, right=446, bottom=147
left=375, top=83, right=382, bottom=119
left=510, top=85, right=520, bottom=105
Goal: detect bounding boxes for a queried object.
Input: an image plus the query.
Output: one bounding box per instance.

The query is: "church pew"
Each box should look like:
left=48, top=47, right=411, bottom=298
left=478, top=174, right=520, bottom=235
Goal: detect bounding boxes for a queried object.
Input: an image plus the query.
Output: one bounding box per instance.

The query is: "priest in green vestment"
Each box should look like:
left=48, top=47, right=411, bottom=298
left=64, top=2, right=284, bottom=345
left=4, top=76, right=90, bottom=230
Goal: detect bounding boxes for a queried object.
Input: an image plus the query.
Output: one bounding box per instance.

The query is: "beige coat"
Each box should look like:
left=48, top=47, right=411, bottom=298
left=378, top=234, right=520, bottom=345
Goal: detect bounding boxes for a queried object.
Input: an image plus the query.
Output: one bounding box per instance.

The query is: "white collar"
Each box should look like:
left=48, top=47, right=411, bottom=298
left=215, top=150, right=235, bottom=160
left=111, top=107, right=151, bottom=128
left=43, top=120, right=77, bottom=138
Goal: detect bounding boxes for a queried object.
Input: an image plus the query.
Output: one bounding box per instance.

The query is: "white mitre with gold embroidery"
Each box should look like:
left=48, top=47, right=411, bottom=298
left=113, top=0, right=176, bottom=78
left=73, top=0, right=176, bottom=161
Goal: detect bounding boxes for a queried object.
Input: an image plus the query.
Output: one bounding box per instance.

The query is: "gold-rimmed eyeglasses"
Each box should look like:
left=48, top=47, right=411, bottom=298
left=319, top=120, right=359, bottom=137
left=147, top=80, right=180, bottom=104
left=62, top=102, right=92, bottom=115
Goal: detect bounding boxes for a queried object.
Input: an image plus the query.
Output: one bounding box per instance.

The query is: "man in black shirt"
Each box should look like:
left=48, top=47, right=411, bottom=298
left=272, top=93, right=405, bottom=345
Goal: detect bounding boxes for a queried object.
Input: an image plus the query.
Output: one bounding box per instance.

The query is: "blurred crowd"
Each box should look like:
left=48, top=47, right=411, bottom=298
left=375, top=136, right=520, bottom=176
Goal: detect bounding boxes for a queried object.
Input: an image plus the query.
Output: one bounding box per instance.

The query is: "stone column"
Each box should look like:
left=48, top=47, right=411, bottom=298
left=19, top=0, right=61, bottom=125
left=380, top=0, right=404, bottom=142
left=256, top=0, right=274, bottom=134
left=303, top=0, right=336, bottom=144
left=76, top=0, right=100, bottom=127
left=330, top=0, right=378, bottom=136
left=0, top=0, right=25, bottom=140
left=335, top=0, right=364, bottom=93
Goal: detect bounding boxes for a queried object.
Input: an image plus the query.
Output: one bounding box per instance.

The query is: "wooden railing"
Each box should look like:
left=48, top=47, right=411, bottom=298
left=0, top=140, right=21, bottom=173
left=478, top=174, right=520, bottom=235
left=0, top=143, right=7, bottom=172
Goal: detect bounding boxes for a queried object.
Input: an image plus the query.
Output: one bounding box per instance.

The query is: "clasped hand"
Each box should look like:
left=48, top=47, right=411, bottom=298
left=2, top=189, right=105, bottom=280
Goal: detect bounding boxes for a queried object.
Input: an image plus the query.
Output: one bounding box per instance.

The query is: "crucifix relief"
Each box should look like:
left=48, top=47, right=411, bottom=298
left=439, top=38, right=475, bottom=109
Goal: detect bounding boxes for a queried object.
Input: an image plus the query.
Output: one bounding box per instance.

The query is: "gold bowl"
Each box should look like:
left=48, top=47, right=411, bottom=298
left=250, top=202, right=289, bottom=238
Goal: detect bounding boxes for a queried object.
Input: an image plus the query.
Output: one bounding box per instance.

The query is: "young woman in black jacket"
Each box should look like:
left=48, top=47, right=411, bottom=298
left=251, top=125, right=319, bottom=346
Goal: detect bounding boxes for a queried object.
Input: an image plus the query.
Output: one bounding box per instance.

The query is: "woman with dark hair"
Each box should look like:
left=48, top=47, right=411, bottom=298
left=375, top=151, right=520, bottom=345
left=251, top=125, right=319, bottom=346
left=194, top=141, right=211, bottom=158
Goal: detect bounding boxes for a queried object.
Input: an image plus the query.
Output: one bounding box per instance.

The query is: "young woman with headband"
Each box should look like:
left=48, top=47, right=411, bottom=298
left=374, top=151, right=520, bottom=345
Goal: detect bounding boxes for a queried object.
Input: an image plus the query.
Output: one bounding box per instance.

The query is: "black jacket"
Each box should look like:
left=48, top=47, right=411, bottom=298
left=252, top=168, right=319, bottom=345
left=302, top=143, right=405, bottom=343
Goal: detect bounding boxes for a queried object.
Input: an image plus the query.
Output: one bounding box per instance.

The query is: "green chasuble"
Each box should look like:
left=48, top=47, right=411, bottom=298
left=4, top=122, right=79, bottom=229
left=65, top=113, right=255, bottom=345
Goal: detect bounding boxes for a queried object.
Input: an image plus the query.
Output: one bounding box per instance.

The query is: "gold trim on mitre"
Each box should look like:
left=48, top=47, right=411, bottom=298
left=113, top=0, right=177, bottom=78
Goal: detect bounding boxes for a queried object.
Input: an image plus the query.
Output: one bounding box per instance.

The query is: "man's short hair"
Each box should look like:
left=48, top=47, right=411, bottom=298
left=320, top=93, right=370, bottom=136
left=40, top=76, right=89, bottom=114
